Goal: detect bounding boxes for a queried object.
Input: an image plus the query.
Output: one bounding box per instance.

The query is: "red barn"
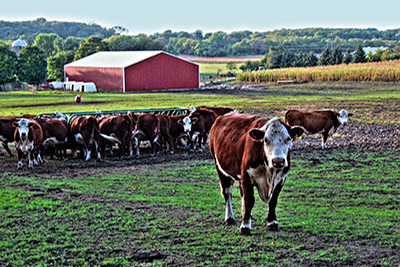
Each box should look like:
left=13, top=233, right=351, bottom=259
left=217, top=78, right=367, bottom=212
left=64, top=51, right=199, bottom=92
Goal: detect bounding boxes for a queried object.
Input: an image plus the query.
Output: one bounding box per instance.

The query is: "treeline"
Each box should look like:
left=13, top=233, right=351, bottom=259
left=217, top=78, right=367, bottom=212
left=236, top=44, right=400, bottom=72
left=1, top=18, right=400, bottom=57
left=0, top=18, right=117, bottom=44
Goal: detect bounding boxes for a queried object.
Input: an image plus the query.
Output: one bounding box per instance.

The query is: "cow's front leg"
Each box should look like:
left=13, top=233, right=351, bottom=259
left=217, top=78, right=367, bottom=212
left=321, top=133, right=328, bottom=149
left=28, top=152, right=34, bottom=169
left=267, top=181, right=284, bottom=231
left=240, top=178, right=255, bottom=235
left=16, top=149, right=23, bottom=169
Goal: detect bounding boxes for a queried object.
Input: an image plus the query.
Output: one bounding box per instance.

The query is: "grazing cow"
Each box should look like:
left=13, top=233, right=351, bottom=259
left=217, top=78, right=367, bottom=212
left=209, top=113, right=304, bottom=235
left=35, top=118, right=70, bottom=160
left=156, top=114, right=174, bottom=154
left=284, top=109, right=353, bottom=149
left=178, top=109, right=218, bottom=151
left=13, top=118, right=43, bottom=169
left=0, top=115, right=35, bottom=156
left=70, top=116, right=120, bottom=161
left=99, top=114, right=135, bottom=159
left=135, top=114, right=160, bottom=156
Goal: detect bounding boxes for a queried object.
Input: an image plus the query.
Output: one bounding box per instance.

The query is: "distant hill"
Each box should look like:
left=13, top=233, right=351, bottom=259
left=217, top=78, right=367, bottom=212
left=0, top=17, right=116, bottom=44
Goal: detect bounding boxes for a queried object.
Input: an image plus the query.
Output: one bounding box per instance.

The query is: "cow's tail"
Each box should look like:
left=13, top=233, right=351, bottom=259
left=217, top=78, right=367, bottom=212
left=100, top=134, right=121, bottom=144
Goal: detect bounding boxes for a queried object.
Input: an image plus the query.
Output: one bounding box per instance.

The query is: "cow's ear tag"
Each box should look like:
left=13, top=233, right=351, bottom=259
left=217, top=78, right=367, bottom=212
left=249, top=129, right=264, bottom=142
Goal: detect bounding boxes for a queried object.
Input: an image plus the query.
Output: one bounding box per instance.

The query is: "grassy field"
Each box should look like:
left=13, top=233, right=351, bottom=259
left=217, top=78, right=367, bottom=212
left=1, top=82, right=400, bottom=266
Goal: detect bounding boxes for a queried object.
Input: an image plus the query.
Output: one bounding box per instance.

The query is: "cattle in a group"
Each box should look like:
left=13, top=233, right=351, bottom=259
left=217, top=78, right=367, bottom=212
left=209, top=113, right=304, bottom=235
left=168, top=114, right=189, bottom=147
left=135, top=113, right=160, bottom=156
left=99, top=114, right=135, bottom=159
left=156, top=114, right=174, bottom=154
left=284, top=109, right=353, bottom=149
left=70, top=116, right=120, bottom=161
left=0, top=115, right=35, bottom=156
left=13, top=118, right=44, bottom=169
left=35, top=118, right=70, bottom=160
left=178, top=109, right=218, bottom=151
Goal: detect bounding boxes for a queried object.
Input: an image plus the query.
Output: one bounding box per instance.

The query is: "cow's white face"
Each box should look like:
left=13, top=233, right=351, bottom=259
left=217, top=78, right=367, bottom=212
left=336, top=109, right=352, bottom=126
left=250, top=118, right=292, bottom=170
left=15, top=118, right=31, bottom=140
left=182, top=116, right=193, bottom=133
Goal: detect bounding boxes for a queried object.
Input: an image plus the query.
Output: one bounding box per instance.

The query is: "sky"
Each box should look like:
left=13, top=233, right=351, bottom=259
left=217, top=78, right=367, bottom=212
left=1, top=0, right=400, bottom=36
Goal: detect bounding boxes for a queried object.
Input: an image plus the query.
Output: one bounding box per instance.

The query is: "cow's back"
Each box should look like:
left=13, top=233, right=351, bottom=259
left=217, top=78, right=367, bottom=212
left=285, top=109, right=336, bottom=134
left=209, top=113, right=268, bottom=177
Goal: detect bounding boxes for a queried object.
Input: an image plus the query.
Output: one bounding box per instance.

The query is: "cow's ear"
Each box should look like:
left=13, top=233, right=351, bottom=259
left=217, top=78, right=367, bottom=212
left=12, top=121, right=18, bottom=128
left=348, top=113, right=353, bottom=117
left=334, top=112, right=340, bottom=116
left=249, top=128, right=264, bottom=142
left=28, top=122, right=34, bottom=127
left=177, top=119, right=184, bottom=125
left=191, top=117, right=198, bottom=124
left=289, top=126, right=304, bottom=141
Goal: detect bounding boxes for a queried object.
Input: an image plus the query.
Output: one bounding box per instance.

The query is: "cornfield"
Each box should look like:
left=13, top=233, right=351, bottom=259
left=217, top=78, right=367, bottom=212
left=237, top=59, right=400, bottom=83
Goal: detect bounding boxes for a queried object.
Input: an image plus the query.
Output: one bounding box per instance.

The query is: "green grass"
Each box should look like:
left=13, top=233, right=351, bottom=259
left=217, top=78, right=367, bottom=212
left=1, top=150, right=399, bottom=266
left=199, top=62, right=242, bottom=77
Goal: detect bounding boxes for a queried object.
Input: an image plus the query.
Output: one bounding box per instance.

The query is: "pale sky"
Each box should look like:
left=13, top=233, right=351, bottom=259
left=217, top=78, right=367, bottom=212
left=1, top=0, right=399, bottom=36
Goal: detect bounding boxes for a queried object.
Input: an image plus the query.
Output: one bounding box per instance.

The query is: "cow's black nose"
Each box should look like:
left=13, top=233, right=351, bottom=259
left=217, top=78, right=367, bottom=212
left=21, top=132, right=26, bottom=137
left=272, top=158, right=285, bottom=168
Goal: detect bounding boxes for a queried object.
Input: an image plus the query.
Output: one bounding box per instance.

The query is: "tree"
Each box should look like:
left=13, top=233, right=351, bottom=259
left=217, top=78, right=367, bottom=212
left=226, top=62, right=237, bottom=73
left=33, top=33, right=62, bottom=58
left=318, top=47, right=333, bottom=66
left=0, top=42, right=18, bottom=86
left=17, top=46, right=47, bottom=86
left=47, top=51, right=75, bottom=81
left=74, top=36, right=109, bottom=61
left=352, top=44, right=366, bottom=63
left=267, top=46, right=285, bottom=69
left=343, top=48, right=353, bottom=64
left=332, top=45, right=343, bottom=65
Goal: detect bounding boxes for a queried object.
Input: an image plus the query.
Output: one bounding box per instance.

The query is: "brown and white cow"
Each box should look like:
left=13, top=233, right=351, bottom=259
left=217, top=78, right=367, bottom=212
left=99, top=114, right=135, bottom=159
left=13, top=118, right=44, bottom=169
left=0, top=115, right=35, bottom=156
left=168, top=114, right=190, bottom=148
left=134, top=113, right=160, bottom=156
left=178, top=109, right=218, bottom=151
left=70, top=116, right=120, bottom=161
left=209, top=113, right=304, bottom=235
left=284, top=109, right=353, bottom=149
left=156, top=114, right=174, bottom=154
left=35, top=118, right=70, bottom=160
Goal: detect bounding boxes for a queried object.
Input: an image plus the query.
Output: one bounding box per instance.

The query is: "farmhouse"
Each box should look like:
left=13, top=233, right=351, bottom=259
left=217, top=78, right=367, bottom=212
left=64, top=51, right=200, bottom=92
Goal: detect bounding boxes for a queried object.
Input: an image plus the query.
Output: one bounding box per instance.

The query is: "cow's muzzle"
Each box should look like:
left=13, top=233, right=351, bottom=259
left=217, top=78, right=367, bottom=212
left=271, top=157, right=285, bottom=169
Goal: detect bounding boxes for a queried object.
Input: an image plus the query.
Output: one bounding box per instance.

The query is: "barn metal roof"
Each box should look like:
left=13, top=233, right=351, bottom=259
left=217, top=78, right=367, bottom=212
left=65, top=51, right=198, bottom=68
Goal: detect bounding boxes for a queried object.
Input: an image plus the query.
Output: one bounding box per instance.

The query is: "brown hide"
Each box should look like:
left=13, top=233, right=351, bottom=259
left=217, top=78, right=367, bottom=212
left=70, top=116, right=100, bottom=159
left=284, top=109, right=340, bottom=134
left=197, top=106, right=234, bottom=116
left=35, top=118, right=70, bottom=159
left=156, top=114, right=174, bottom=153
left=99, top=114, right=134, bottom=158
left=137, top=113, right=160, bottom=155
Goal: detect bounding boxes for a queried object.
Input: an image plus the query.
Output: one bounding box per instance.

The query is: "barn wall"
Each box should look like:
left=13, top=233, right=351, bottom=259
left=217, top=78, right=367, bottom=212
left=124, top=53, right=199, bottom=92
left=64, top=67, right=124, bottom=92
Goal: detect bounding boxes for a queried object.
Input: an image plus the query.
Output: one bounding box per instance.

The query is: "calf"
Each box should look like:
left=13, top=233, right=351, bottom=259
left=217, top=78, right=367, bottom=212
left=13, top=118, right=43, bottom=169
left=209, top=113, right=304, bottom=235
left=99, top=114, right=135, bottom=159
left=35, top=118, right=70, bottom=160
left=70, top=116, right=120, bottom=161
left=0, top=115, right=35, bottom=156
left=284, top=109, right=353, bottom=149
left=178, top=109, right=218, bottom=151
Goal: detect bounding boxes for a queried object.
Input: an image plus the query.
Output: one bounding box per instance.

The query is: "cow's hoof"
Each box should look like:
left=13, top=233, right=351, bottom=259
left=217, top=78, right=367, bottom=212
left=267, top=221, right=280, bottom=231
left=170, top=151, right=174, bottom=154
left=239, top=227, right=252, bottom=236
left=225, top=218, right=236, bottom=225
left=17, top=166, right=22, bottom=170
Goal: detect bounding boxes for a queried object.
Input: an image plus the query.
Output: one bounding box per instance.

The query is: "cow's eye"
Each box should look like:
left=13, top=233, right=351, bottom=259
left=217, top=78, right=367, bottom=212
left=285, top=137, right=291, bottom=143
left=264, top=137, right=270, bottom=145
